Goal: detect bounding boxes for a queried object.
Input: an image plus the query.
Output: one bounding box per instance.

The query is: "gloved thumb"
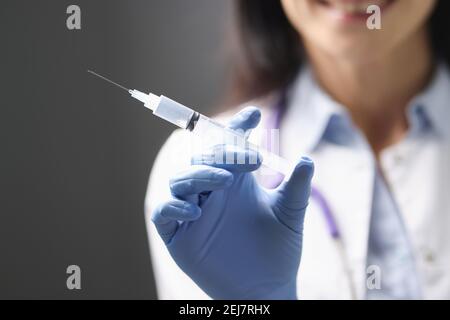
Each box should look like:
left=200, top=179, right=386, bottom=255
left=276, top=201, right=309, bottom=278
left=272, top=157, right=314, bottom=232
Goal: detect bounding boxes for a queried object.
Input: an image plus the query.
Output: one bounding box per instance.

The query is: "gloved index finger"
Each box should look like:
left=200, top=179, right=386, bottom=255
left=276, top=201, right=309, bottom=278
left=170, top=165, right=234, bottom=198
left=191, top=144, right=263, bottom=173
left=227, top=107, right=261, bottom=133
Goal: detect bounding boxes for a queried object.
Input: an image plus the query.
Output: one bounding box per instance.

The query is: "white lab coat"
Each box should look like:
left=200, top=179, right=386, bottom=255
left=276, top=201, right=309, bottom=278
left=145, top=66, right=450, bottom=300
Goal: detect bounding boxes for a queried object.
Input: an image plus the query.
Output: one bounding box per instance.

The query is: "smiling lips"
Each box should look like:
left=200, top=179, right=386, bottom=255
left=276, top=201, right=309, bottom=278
left=317, top=0, right=392, bottom=15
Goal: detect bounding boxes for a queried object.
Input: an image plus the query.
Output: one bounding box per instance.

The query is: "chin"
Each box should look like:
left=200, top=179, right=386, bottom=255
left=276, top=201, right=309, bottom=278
left=321, top=34, right=392, bottom=64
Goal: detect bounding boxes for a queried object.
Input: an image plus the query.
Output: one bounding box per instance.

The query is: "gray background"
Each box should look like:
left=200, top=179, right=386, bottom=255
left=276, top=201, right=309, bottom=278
left=0, top=0, right=231, bottom=299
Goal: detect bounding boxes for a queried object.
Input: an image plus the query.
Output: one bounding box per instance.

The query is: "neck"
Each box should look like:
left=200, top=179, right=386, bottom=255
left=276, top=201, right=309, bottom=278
left=306, top=28, right=434, bottom=155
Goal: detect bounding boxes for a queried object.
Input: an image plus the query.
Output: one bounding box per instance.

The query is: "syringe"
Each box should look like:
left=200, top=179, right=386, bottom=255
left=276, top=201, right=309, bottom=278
left=87, top=70, right=295, bottom=179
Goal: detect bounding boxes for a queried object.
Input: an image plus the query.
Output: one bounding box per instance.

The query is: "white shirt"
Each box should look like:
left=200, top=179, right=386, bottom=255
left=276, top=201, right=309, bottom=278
left=145, top=64, right=450, bottom=299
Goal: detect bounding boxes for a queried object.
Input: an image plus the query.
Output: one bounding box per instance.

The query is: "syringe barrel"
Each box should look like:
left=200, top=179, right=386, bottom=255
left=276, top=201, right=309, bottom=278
left=153, top=95, right=196, bottom=129
left=147, top=94, right=294, bottom=178
left=191, top=114, right=294, bottom=178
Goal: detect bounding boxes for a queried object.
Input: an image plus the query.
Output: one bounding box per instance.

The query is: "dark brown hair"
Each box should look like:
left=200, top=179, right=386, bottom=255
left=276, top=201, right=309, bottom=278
left=228, top=0, right=450, bottom=103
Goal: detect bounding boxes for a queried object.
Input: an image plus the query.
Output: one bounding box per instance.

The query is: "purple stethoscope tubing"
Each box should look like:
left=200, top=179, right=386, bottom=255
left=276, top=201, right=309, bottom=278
left=264, top=91, right=341, bottom=240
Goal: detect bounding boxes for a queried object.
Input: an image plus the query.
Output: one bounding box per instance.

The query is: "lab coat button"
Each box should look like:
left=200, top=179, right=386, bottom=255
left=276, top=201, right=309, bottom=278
left=423, top=251, right=436, bottom=263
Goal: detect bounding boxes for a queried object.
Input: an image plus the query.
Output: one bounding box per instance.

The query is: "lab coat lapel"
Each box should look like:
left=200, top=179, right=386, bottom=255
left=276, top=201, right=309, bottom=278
left=266, top=66, right=375, bottom=298
left=312, top=145, right=375, bottom=299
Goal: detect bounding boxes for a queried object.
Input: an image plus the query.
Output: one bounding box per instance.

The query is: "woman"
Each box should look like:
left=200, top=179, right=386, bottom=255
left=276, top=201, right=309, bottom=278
left=145, top=0, right=450, bottom=299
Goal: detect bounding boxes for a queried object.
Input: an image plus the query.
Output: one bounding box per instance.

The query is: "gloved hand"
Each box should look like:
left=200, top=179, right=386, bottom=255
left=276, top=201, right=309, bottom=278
left=152, top=107, right=314, bottom=299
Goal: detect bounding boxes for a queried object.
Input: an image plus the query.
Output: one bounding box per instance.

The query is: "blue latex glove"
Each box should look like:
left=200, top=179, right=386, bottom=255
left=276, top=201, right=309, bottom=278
left=152, top=107, right=314, bottom=299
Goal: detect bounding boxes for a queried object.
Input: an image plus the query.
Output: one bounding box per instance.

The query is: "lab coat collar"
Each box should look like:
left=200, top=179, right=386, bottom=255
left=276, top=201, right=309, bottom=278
left=286, top=66, right=351, bottom=153
left=286, top=63, right=450, bottom=153
left=409, top=62, right=450, bottom=140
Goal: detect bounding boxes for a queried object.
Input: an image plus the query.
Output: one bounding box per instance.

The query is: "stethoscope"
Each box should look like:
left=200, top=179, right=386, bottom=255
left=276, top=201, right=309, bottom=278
left=262, top=90, right=358, bottom=299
